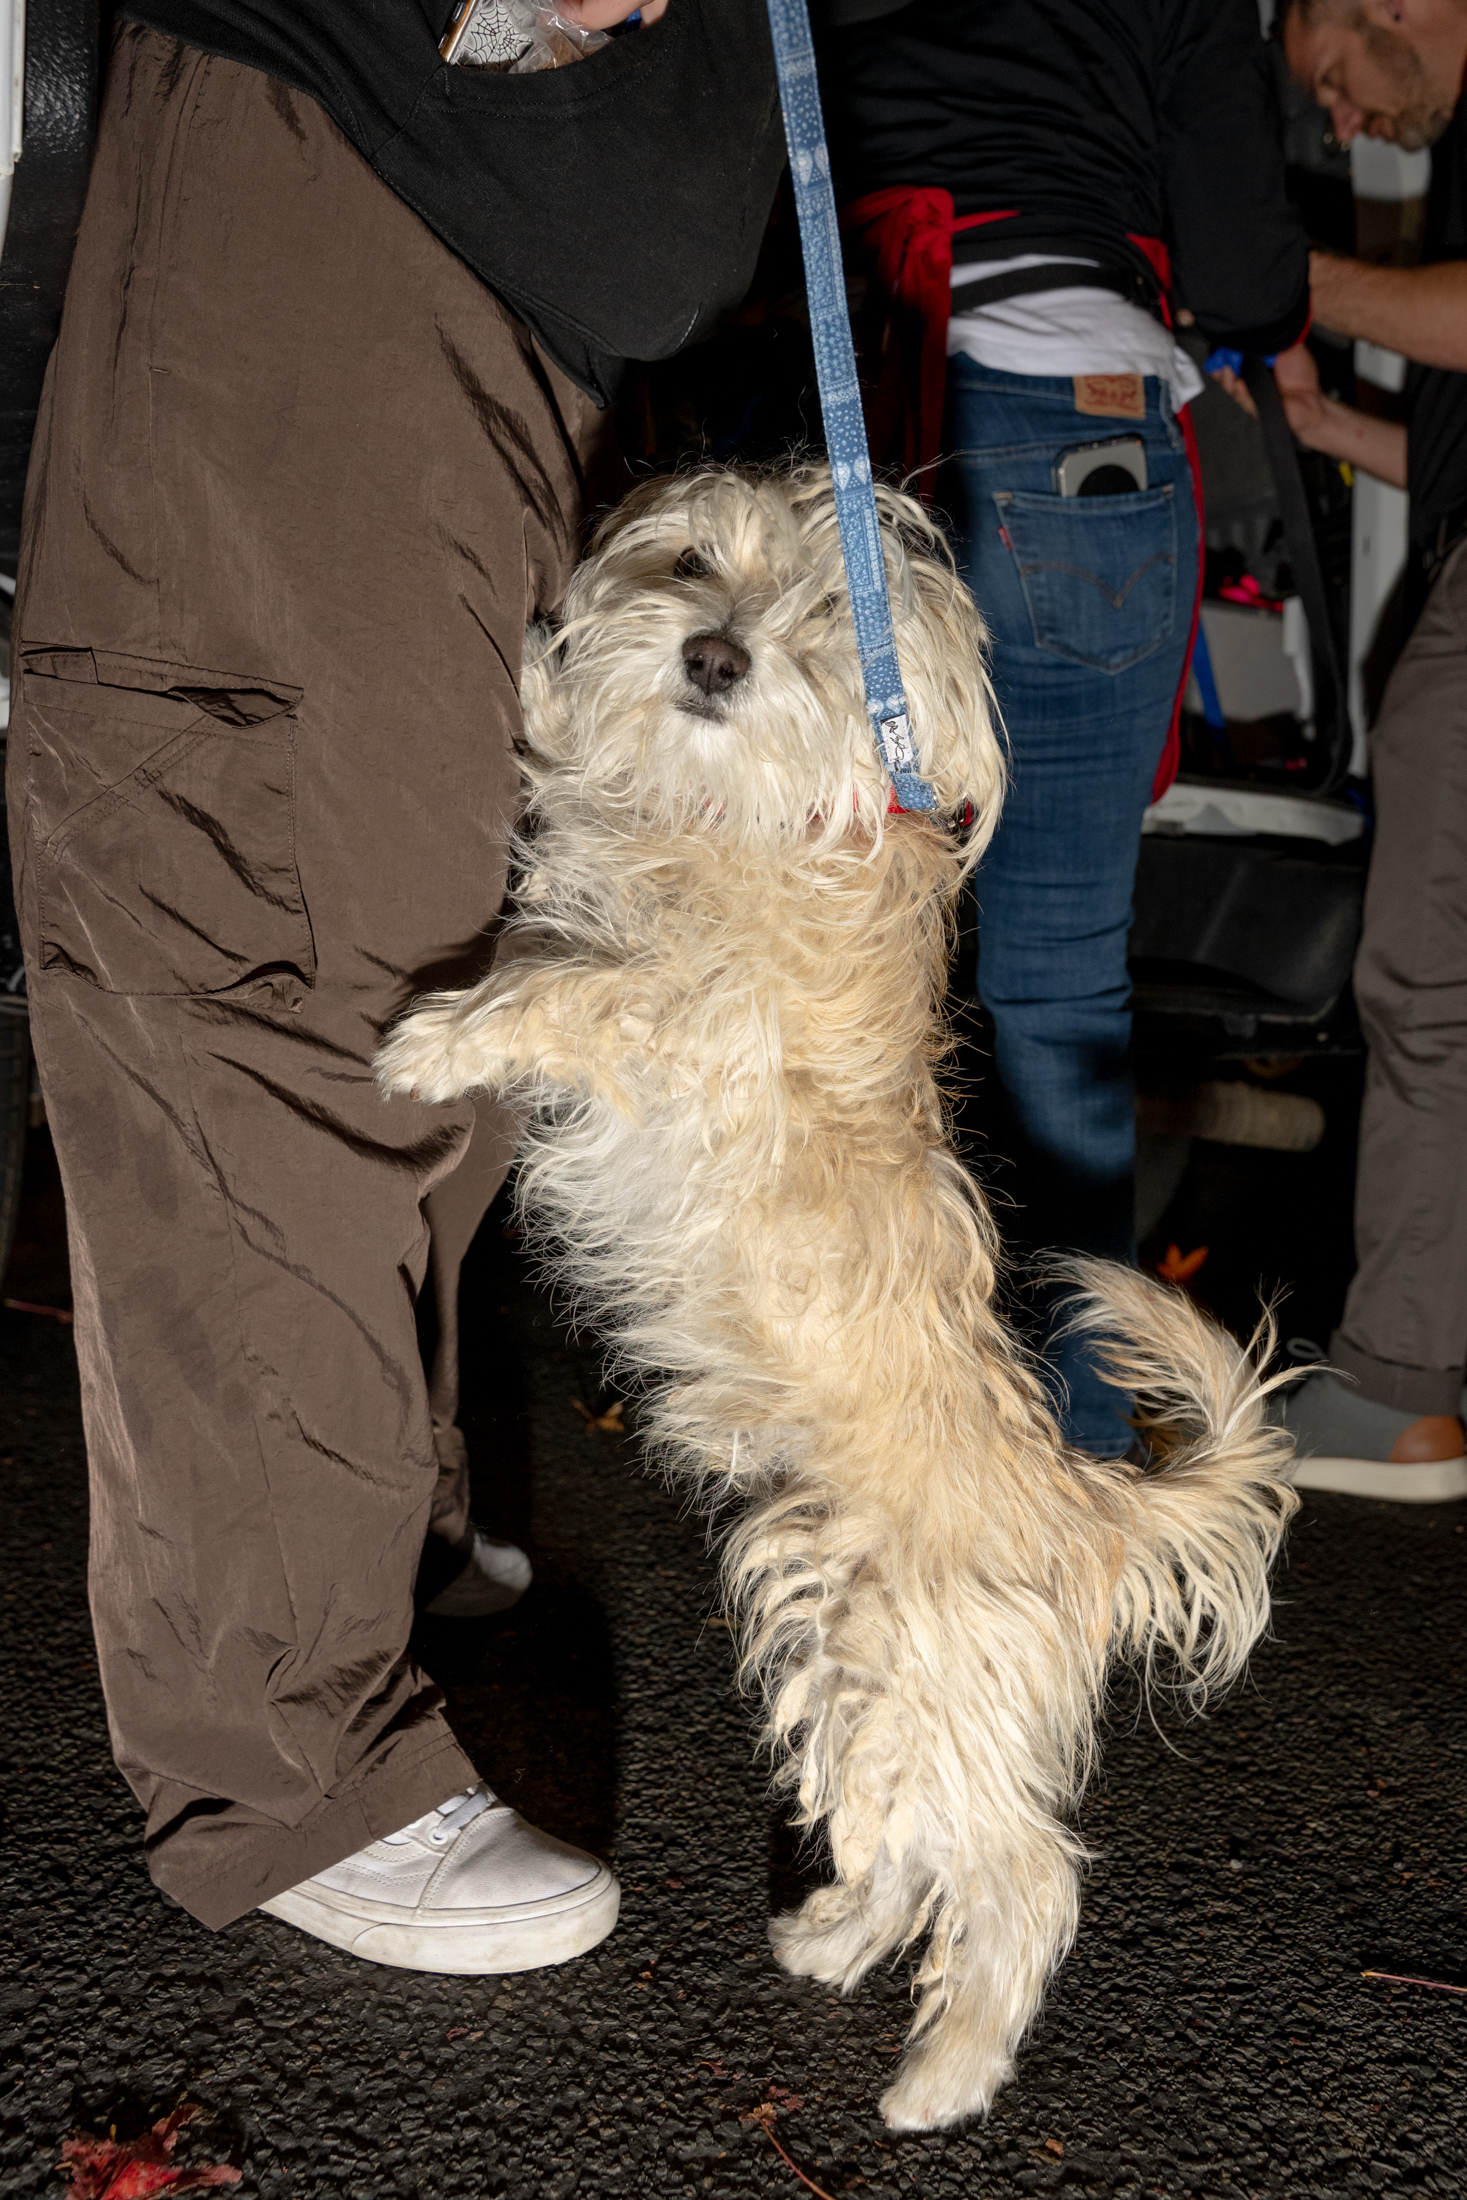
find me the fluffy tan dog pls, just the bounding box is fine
[377,464,1296,2131]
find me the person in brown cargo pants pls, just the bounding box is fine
[5,21,623,1966]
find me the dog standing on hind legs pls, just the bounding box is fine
[376,462,1298,2130]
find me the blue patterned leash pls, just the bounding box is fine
[765,0,939,813]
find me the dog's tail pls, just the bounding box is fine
[1057,1258,1298,1709]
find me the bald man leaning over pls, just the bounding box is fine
[1218,0,1467,1501]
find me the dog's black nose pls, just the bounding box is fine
[682,631,750,696]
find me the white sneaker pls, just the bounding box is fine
[258,1785,618,1972]
[422,1529,533,1618]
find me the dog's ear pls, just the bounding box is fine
[887,537,1007,858]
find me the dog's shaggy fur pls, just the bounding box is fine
[377,464,1297,2130]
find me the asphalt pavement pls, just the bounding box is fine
[2,1177,1465,2200]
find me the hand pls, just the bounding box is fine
[1209,343,1328,449]
[1271,341,1330,446]
[558,0,669,25]
[1209,361,1255,415]
[1209,339,1407,487]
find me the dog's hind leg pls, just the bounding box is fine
[772,1806,1081,2131]
[753,1535,1085,2132]
[878,1831,1082,2132]
[747,1522,945,1993]
[770,1839,934,1995]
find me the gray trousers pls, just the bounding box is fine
[1331,539,1467,1416]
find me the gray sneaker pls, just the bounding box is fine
[259,1785,619,1972]
[1282,1368,1467,1503]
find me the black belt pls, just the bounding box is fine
[948,259,1164,322]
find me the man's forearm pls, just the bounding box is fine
[1310,251,1467,371]
[1299,396,1409,490]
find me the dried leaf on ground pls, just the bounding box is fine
[571,1396,625,1434]
[740,2102,779,2132]
[740,2099,836,2200]
[1156,1243,1209,1284]
[61,2105,241,2199]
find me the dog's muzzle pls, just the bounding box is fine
[682,631,750,698]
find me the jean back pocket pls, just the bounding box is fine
[995,484,1178,673]
[21,647,313,996]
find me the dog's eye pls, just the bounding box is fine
[674,548,712,582]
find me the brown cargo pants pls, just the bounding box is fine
[1331,539,1467,1416]
[6,24,596,1928]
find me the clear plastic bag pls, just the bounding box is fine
[441,0,611,73]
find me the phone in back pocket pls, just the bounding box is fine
[1053,438,1147,498]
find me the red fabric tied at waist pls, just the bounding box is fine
[840,188,1016,488]
[839,192,1195,802]
[842,191,1180,486]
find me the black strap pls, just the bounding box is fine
[949,261,1162,320]
[1418,499,1467,585]
[1243,357,1352,796]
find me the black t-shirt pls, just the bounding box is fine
[121,0,785,405]
[1406,100,1467,551]
[819,0,1309,357]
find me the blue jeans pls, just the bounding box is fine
[943,357,1200,1455]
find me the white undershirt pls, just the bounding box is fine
[947,253,1204,413]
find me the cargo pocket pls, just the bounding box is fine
[21,646,313,996]
[995,484,1177,673]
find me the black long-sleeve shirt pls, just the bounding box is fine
[120,0,785,404]
[821,0,1310,357]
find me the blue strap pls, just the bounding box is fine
[1190,619,1226,731]
[764,0,939,813]
[1204,346,1279,374]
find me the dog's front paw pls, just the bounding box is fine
[375,998,503,1104]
